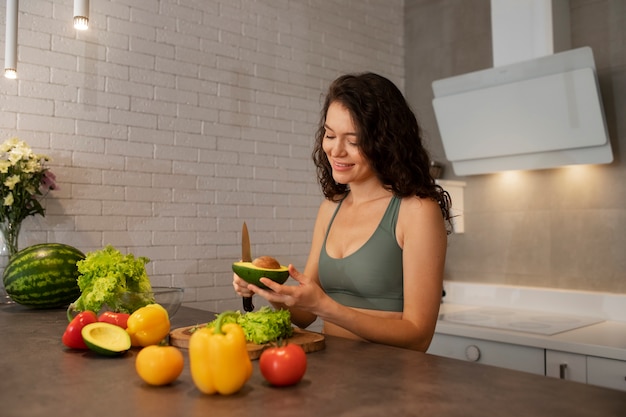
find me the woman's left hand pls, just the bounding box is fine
[249,264,325,314]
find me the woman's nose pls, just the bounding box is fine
[329,138,347,156]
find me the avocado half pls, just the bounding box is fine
[81,322,131,356]
[232,261,289,289]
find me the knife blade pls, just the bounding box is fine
[241,221,252,262]
[241,222,254,312]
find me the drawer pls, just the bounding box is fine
[587,356,626,392]
[545,350,586,383]
[428,333,545,375]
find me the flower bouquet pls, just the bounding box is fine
[0,137,56,302]
[0,137,56,255]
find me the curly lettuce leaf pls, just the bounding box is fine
[207,307,293,344]
[70,245,153,314]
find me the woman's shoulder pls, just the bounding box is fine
[397,195,445,226]
[310,198,343,243]
[396,195,447,244]
[398,194,440,211]
[318,197,341,216]
[313,197,341,225]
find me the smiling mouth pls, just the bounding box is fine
[333,161,354,169]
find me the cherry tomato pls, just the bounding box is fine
[259,342,307,387]
[98,311,130,329]
[62,311,97,349]
[135,345,184,386]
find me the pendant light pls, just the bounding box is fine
[4,0,18,79]
[73,0,89,30]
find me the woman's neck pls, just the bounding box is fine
[344,180,392,206]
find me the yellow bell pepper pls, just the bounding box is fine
[189,311,253,395]
[126,304,171,347]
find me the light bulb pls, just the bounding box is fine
[73,16,89,30]
[4,68,17,79]
[73,0,90,30]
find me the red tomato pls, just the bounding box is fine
[259,342,307,387]
[62,311,97,349]
[98,311,130,329]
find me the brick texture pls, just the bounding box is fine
[0,0,404,312]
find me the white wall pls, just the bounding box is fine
[0,0,404,312]
[405,0,626,294]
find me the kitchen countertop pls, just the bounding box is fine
[435,303,626,361]
[433,282,626,361]
[2,303,626,417]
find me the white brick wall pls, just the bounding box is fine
[0,0,404,313]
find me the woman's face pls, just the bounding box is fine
[322,102,375,186]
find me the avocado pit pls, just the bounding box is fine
[252,256,281,270]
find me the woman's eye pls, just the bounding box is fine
[324,135,336,140]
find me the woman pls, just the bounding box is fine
[233,72,452,352]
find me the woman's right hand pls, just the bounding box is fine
[233,273,254,298]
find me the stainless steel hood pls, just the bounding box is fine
[432,46,613,176]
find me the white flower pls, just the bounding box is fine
[0,137,54,225]
[4,174,20,190]
[0,137,20,153]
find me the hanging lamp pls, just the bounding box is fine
[73,0,89,30]
[4,0,18,79]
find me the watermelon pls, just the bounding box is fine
[3,243,85,308]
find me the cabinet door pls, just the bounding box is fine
[587,356,626,392]
[545,350,586,383]
[428,333,545,375]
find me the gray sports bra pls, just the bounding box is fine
[318,195,403,312]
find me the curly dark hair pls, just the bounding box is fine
[312,72,452,226]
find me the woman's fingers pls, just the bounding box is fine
[233,273,253,297]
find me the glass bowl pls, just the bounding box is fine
[66,286,184,322]
[149,286,184,318]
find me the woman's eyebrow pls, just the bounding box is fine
[324,123,357,137]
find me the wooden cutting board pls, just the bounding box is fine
[169,324,325,360]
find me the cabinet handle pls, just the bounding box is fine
[559,363,568,379]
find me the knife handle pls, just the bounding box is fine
[243,296,254,312]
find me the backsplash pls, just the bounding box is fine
[442,281,626,322]
[405,0,626,293]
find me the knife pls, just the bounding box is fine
[241,222,254,312]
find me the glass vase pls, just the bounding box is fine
[0,220,21,304]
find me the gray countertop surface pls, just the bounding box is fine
[434,303,626,361]
[2,303,626,417]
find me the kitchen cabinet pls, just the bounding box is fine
[545,350,587,383]
[587,356,626,392]
[428,333,545,375]
[433,337,626,392]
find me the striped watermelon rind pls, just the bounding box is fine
[3,243,85,309]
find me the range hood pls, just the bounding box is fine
[431,1,613,176]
